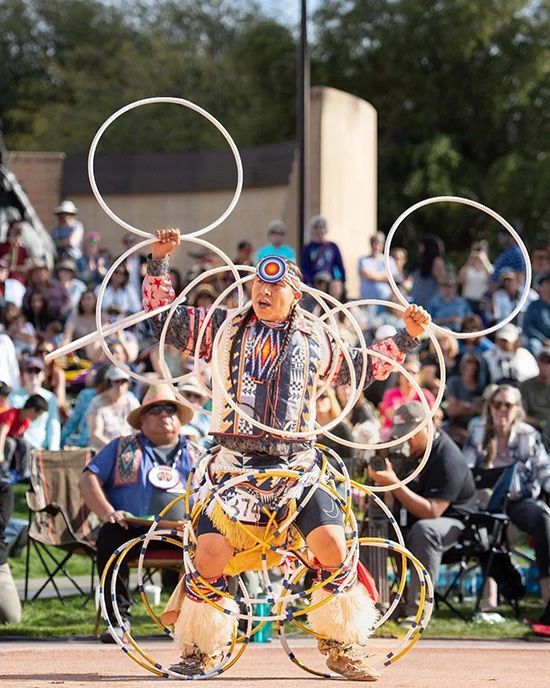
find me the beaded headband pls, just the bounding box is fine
[256,255,301,292]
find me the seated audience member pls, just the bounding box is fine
[61,365,109,448]
[410,235,447,308]
[370,289,409,338]
[0,482,22,623]
[463,385,550,615]
[0,220,29,283]
[85,306,139,364]
[458,314,495,357]
[189,284,218,309]
[520,347,550,451]
[233,240,254,277]
[23,261,71,323]
[6,311,36,356]
[0,258,25,307]
[86,364,139,452]
[300,215,345,286]
[426,273,472,333]
[524,272,550,355]
[0,395,48,481]
[94,263,141,316]
[121,232,147,296]
[457,241,493,315]
[77,232,108,287]
[8,357,60,451]
[0,383,11,415]
[444,352,488,447]
[23,291,50,337]
[79,385,193,642]
[54,259,86,311]
[61,290,98,350]
[51,200,84,261]
[491,229,526,287]
[370,401,477,624]
[420,330,460,396]
[34,340,68,419]
[391,247,413,293]
[315,386,357,471]
[178,377,211,446]
[531,245,550,288]
[255,220,296,264]
[379,354,436,439]
[491,269,537,329]
[483,323,538,386]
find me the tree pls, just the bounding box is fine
[312,0,550,253]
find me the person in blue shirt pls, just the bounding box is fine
[79,383,194,643]
[255,220,296,264]
[426,274,472,332]
[491,230,526,286]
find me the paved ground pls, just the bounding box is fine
[2,637,548,687]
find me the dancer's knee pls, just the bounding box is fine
[306,525,347,569]
[194,533,234,578]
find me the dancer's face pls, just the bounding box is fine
[251,277,301,322]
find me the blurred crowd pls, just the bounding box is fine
[0,200,549,632]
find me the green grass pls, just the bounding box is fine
[8,485,545,640]
[0,595,170,638]
[0,593,545,639]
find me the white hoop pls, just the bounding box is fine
[384,196,532,339]
[88,97,243,238]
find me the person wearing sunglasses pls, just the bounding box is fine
[255,219,296,265]
[79,383,194,643]
[142,228,431,680]
[463,384,550,625]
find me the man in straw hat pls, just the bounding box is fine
[142,229,432,680]
[79,383,194,643]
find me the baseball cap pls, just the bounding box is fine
[105,364,131,382]
[389,401,427,439]
[495,323,519,343]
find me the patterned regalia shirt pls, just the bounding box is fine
[142,257,417,455]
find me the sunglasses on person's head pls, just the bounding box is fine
[491,400,514,411]
[25,367,42,375]
[145,403,178,416]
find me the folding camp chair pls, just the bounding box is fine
[24,448,98,605]
[436,463,525,621]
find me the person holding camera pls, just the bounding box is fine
[369,400,477,625]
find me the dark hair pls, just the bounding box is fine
[112,264,129,287]
[24,394,49,413]
[78,289,97,315]
[418,235,445,277]
[0,381,11,397]
[170,268,183,295]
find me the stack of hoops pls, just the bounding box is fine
[47,97,532,679]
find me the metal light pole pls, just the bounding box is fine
[297,0,310,257]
